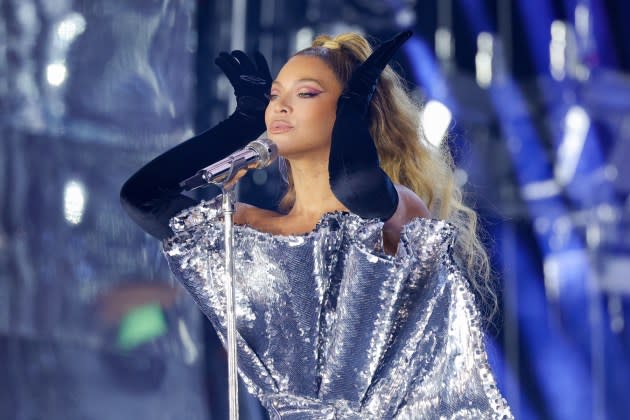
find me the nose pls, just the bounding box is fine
[271,94,290,114]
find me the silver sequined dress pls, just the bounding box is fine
[162,196,513,419]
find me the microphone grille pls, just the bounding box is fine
[248,138,278,168]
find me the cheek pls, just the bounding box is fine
[310,103,337,133]
[302,112,335,149]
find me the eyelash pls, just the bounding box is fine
[269,91,319,100]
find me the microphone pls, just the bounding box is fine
[179,138,278,191]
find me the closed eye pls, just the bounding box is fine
[268,90,321,100]
[298,92,319,98]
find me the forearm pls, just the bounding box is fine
[328,109,399,221]
[327,32,411,222]
[329,163,399,221]
[120,114,265,239]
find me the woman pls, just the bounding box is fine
[121,31,512,419]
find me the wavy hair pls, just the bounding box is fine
[278,33,498,322]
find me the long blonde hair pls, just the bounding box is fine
[279,33,498,322]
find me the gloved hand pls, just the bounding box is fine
[214,50,272,123]
[120,50,272,240]
[328,31,412,220]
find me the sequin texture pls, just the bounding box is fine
[163,196,513,419]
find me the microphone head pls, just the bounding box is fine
[248,138,278,168]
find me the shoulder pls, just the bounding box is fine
[392,184,431,221]
[381,185,431,254]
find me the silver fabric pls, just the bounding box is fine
[163,195,513,419]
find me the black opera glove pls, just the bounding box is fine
[214,50,272,121]
[120,51,272,240]
[329,30,412,221]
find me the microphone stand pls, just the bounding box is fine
[186,138,276,420]
[218,167,242,420]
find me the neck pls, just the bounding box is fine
[286,155,347,220]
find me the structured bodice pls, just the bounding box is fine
[162,196,512,419]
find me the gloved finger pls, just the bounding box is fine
[231,50,257,74]
[362,30,411,74]
[215,51,238,68]
[347,30,412,93]
[253,51,272,83]
[214,52,241,80]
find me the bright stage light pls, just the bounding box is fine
[475,32,494,88]
[550,20,567,80]
[63,180,87,225]
[56,12,86,42]
[46,62,67,86]
[555,105,590,186]
[421,100,452,147]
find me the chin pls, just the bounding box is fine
[266,134,292,154]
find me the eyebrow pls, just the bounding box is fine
[271,78,325,87]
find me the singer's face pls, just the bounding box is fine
[265,55,342,159]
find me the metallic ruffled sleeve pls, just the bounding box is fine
[361,219,513,419]
[162,196,279,399]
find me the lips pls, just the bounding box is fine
[269,120,293,134]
